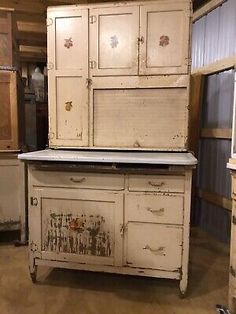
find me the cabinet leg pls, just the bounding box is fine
[29,256,38,283]
[179,276,188,298]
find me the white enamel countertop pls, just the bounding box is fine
[18,149,197,165]
[227,163,236,170]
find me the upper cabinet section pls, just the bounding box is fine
[90,6,139,76]
[139,2,191,75]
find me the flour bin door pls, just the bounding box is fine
[90,6,139,76]
[47,8,89,148]
[139,1,191,75]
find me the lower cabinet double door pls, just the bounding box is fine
[29,167,191,295]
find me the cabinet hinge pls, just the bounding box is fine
[89,60,97,69]
[230,266,236,278]
[47,62,54,70]
[86,78,92,88]
[48,132,55,140]
[30,197,38,206]
[89,15,97,24]
[138,36,145,44]
[47,18,53,26]
[232,216,236,225]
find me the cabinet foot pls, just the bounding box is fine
[179,278,187,298]
[30,266,38,283]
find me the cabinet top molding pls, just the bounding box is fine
[47,0,191,13]
[18,149,197,165]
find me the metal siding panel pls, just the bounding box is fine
[199,139,231,198]
[204,8,220,66]
[199,199,231,243]
[192,17,206,69]
[202,74,219,128]
[218,0,236,60]
[218,69,235,128]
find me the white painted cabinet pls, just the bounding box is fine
[47,0,191,150]
[27,161,193,296]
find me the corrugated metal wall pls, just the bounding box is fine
[192,0,236,69]
[196,70,234,243]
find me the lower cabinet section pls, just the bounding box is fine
[28,164,192,295]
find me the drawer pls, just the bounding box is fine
[126,223,182,270]
[128,174,185,193]
[125,193,184,225]
[31,170,125,191]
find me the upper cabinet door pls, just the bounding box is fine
[90,6,139,76]
[139,1,191,75]
[47,8,89,148]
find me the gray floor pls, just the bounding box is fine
[0,228,229,314]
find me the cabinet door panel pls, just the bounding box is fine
[90,6,139,76]
[55,76,87,141]
[0,71,18,150]
[55,16,85,71]
[47,8,89,148]
[30,189,123,266]
[140,2,191,75]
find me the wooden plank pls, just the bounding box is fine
[193,0,226,22]
[201,128,232,139]
[0,1,47,14]
[198,189,232,211]
[17,31,46,45]
[17,21,46,34]
[189,74,205,154]
[192,55,236,75]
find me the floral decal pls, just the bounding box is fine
[110,35,119,48]
[159,35,170,47]
[64,37,73,49]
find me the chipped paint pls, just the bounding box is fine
[43,212,113,257]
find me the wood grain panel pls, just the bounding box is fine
[0,77,11,141]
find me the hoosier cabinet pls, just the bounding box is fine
[47,0,192,150]
[19,150,197,296]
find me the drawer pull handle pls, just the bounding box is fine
[143,245,166,255]
[148,181,165,187]
[147,207,165,215]
[70,177,86,183]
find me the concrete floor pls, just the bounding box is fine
[0,228,230,314]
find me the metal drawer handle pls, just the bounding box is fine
[70,177,86,183]
[143,245,166,255]
[147,207,165,215]
[148,181,165,187]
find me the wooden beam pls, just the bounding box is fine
[0,1,47,14]
[201,128,232,139]
[17,32,46,46]
[17,21,46,34]
[198,189,232,211]
[192,55,236,75]
[193,0,226,22]
[189,74,205,155]
[15,13,46,24]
